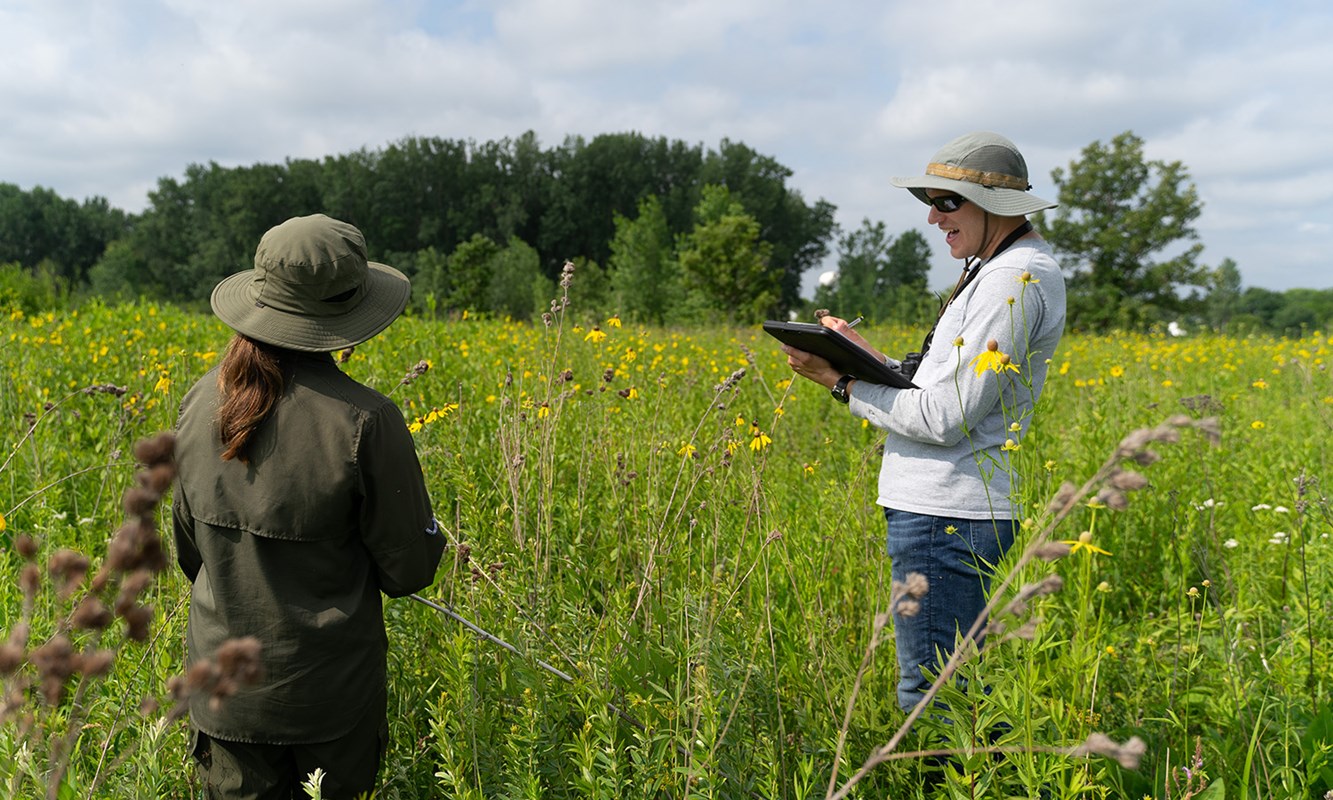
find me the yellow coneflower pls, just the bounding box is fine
[1062,529,1112,556]
[970,339,1020,377]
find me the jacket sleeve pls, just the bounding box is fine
[357,400,446,597]
[172,486,202,583]
[849,257,1050,445]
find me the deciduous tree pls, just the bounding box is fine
[1038,131,1207,330]
[675,185,776,324]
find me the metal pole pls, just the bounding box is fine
[408,593,575,682]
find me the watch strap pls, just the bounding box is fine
[830,374,854,403]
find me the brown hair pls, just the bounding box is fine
[216,335,293,462]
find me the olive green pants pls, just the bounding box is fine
[190,705,388,800]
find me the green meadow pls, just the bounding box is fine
[2,290,1330,799]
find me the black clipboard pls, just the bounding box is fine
[763,320,917,389]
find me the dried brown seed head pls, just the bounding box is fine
[48,549,90,599]
[20,564,41,597]
[71,596,113,631]
[15,534,39,561]
[77,649,115,678]
[1033,542,1071,561]
[132,432,176,467]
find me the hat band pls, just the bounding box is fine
[926,162,1030,191]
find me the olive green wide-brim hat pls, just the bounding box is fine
[891,131,1056,217]
[211,214,410,352]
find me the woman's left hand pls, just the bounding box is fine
[782,345,841,389]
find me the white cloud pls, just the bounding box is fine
[0,0,1330,292]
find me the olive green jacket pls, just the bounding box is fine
[172,353,444,744]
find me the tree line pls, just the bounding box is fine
[1,133,848,326]
[2,130,1329,334]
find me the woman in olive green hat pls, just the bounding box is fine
[173,214,446,798]
[783,132,1067,714]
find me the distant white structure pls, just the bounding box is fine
[818,270,837,287]
[1167,320,1186,337]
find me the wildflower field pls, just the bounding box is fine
[1,287,1330,799]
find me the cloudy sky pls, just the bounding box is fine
[2,0,1330,294]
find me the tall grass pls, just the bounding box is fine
[1,290,1329,798]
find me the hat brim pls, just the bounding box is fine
[211,262,410,352]
[891,174,1056,217]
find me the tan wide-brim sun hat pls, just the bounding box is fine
[210,214,410,352]
[891,131,1056,217]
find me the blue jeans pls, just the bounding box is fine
[884,508,1016,712]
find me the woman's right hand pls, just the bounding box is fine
[819,315,887,362]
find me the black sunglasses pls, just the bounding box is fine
[925,194,967,213]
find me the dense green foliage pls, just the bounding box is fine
[2,285,1330,798]
[812,222,934,325]
[5,129,1332,333]
[2,133,837,324]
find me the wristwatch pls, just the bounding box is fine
[830,374,854,404]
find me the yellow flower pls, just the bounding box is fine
[734,414,746,427]
[537,403,551,419]
[1001,438,1021,451]
[1017,271,1040,285]
[749,429,772,451]
[1251,420,1265,429]
[1251,379,1268,389]
[678,442,697,458]
[802,462,816,475]
[154,374,171,394]
[606,315,622,328]
[0,512,5,533]
[1109,365,1124,378]
[584,327,606,343]
[1062,529,1112,556]
[970,339,1019,376]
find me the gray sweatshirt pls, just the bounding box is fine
[847,236,1066,520]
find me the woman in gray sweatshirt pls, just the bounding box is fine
[783,131,1066,712]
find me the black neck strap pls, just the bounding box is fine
[914,220,1034,361]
